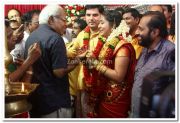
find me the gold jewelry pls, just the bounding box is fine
[102,67,108,75]
[96,63,103,71]
[26,71,33,75]
[93,59,99,67]
[99,65,108,75]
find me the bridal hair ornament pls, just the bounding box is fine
[106,20,132,42]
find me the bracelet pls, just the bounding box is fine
[102,67,108,75]
[99,65,108,75]
[96,63,103,71]
[26,71,33,75]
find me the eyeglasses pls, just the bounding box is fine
[31,21,39,25]
[53,15,66,22]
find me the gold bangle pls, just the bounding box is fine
[99,65,107,74]
[26,71,33,75]
[102,67,108,75]
[96,63,103,71]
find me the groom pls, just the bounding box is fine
[67,5,104,117]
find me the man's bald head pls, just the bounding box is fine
[149,5,163,13]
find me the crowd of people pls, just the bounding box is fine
[5,4,175,118]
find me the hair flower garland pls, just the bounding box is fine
[106,20,132,42]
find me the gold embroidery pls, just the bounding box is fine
[104,81,128,103]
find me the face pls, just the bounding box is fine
[28,14,39,33]
[123,12,138,31]
[98,15,112,38]
[162,6,171,20]
[9,20,20,30]
[72,22,81,38]
[8,9,21,28]
[71,16,77,25]
[85,8,101,30]
[51,9,67,35]
[136,16,153,48]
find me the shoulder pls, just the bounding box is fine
[115,41,133,57]
[76,30,85,39]
[71,30,85,46]
[162,39,175,51]
[116,46,130,57]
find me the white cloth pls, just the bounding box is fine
[40,108,72,118]
[10,31,29,61]
[62,28,72,44]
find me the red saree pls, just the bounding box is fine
[98,43,136,118]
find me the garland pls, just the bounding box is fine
[82,27,126,87]
[82,26,106,87]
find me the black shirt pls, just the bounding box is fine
[25,24,71,116]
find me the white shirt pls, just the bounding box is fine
[62,28,72,44]
[10,31,29,61]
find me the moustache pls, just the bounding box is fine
[134,34,140,38]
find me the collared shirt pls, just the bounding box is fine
[10,31,29,61]
[25,24,71,116]
[131,39,175,118]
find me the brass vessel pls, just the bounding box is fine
[5,82,38,118]
[5,100,31,118]
[4,27,38,118]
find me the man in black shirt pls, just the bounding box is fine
[24,5,76,118]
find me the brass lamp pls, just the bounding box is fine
[4,26,38,118]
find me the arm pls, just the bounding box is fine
[53,37,80,78]
[54,32,85,78]
[9,43,41,82]
[95,46,130,83]
[53,64,76,78]
[66,31,83,58]
[53,54,85,78]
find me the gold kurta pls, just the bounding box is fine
[67,30,99,91]
[130,37,143,59]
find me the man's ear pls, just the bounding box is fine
[152,28,160,37]
[48,16,54,25]
[135,17,140,24]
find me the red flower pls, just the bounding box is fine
[68,6,73,10]
[126,32,129,37]
[70,13,74,17]
[76,6,82,11]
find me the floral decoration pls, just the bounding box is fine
[64,5,85,24]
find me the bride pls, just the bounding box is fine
[80,10,136,118]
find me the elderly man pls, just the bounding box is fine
[131,11,175,118]
[24,5,76,118]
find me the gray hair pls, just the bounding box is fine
[39,4,63,24]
